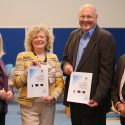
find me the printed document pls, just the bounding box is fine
[67,72,93,104]
[27,65,48,97]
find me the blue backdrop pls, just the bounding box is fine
[53,28,125,62]
[0,28,25,65]
[0,28,125,65]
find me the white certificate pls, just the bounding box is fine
[67,72,93,104]
[27,65,48,97]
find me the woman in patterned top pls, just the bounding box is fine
[13,24,64,125]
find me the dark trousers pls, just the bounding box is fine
[120,116,125,125]
[70,103,106,125]
[0,113,5,125]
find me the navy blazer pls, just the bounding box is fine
[61,25,116,115]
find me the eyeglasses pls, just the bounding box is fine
[80,15,95,19]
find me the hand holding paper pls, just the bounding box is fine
[67,72,93,104]
[27,65,48,97]
[87,100,98,107]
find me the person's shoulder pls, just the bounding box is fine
[119,54,125,61]
[47,53,57,58]
[98,27,112,36]
[68,28,82,39]
[117,54,125,66]
[71,28,81,34]
[17,51,34,59]
[47,53,60,62]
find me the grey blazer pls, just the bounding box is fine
[61,25,116,115]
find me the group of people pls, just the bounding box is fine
[0,3,125,125]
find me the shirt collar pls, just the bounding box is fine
[81,24,97,38]
[89,25,97,37]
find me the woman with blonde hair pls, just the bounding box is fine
[0,34,14,125]
[13,24,64,125]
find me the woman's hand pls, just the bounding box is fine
[31,61,41,67]
[0,88,7,100]
[6,90,14,101]
[40,96,55,103]
[24,61,41,77]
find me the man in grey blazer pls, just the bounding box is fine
[61,3,116,125]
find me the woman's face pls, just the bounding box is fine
[32,31,47,51]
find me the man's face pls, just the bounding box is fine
[79,6,97,33]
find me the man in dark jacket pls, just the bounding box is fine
[61,3,116,125]
[111,54,125,125]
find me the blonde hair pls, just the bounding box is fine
[24,24,54,52]
[0,34,5,57]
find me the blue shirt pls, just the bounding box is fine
[75,25,96,70]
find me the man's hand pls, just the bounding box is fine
[87,100,99,107]
[63,64,73,75]
[116,103,125,117]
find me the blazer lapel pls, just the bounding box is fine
[76,27,99,71]
[72,30,82,70]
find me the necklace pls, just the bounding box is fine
[36,54,47,62]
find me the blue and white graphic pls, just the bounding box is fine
[67,72,93,104]
[27,65,48,97]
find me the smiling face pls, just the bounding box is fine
[32,31,47,52]
[79,4,98,33]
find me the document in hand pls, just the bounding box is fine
[27,65,48,97]
[67,72,93,104]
